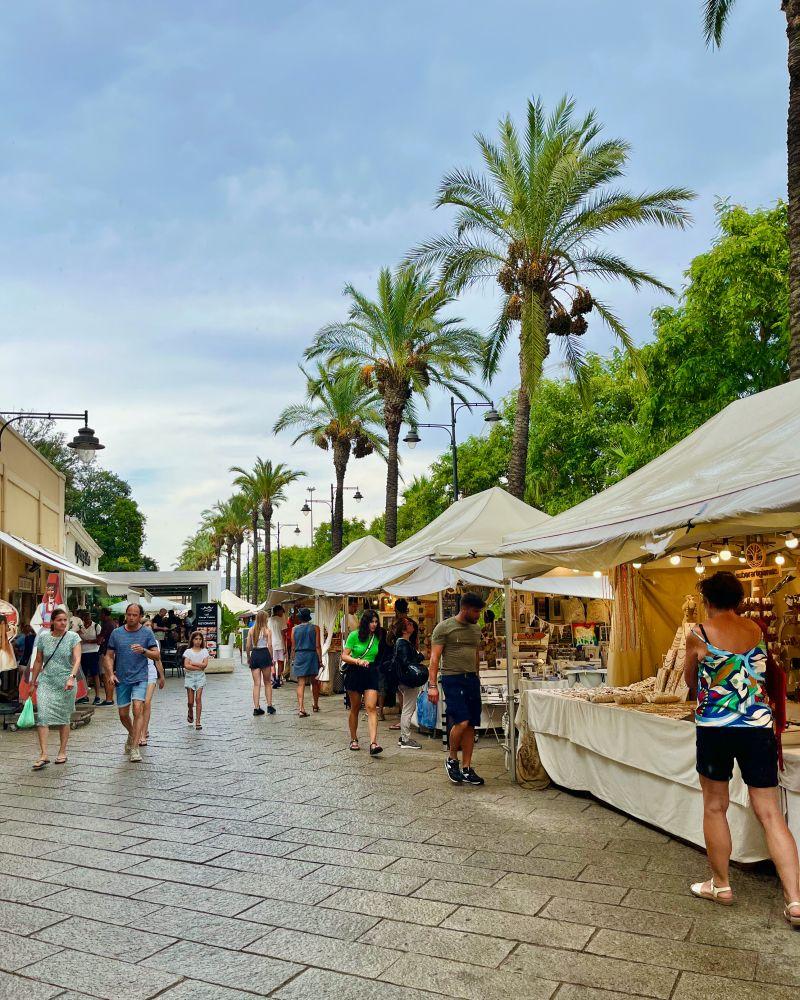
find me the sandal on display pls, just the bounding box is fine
[690,880,734,905]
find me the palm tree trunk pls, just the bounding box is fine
[332,441,350,556]
[787,0,800,380]
[262,502,273,593]
[507,385,530,499]
[384,407,403,547]
[224,541,233,590]
[235,540,242,597]
[214,545,221,572]
[251,511,259,604]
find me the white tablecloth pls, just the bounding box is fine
[525,691,800,863]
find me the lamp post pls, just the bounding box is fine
[0,410,105,464]
[270,522,301,588]
[301,483,363,554]
[403,397,500,501]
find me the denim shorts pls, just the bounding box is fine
[696,726,778,787]
[441,672,482,727]
[116,680,148,707]
[184,671,207,692]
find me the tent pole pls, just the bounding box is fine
[504,581,517,784]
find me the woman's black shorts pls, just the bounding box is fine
[696,726,778,788]
[250,648,273,671]
[345,663,380,694]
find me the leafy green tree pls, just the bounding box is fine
[305,264,485,547]
[703,1,800,380]
[69,467,149,570]
[637,201,789,459]
[410,95,693,498]
[229,459,305,601]
[273,365,386,555]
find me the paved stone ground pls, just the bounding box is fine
[0,667,798,1000]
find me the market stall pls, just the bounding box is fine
[494,380,800,842]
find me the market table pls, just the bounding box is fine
[524,690,800,863]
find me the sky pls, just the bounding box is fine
[0,0,787,568]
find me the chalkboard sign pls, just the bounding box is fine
[195,602,218,658]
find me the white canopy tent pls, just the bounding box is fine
[318,488,553,596]
[108,596,190,615]
[496,380,800,575]
[221,589,259,615]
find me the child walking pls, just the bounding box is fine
[183,631,209,730]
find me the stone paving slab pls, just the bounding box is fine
[0,668,795,999]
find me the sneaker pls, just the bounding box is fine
[445,757,463,784]
[461,767,485,786]
[267,705,276,715]
[100,700,115,706]
[124,737,133,754]
[129,748,142,763]
[398,737,422,749]
[253,708,265,716]
[93,697,102,706]
[76,697,90,705]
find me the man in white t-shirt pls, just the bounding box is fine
[345,597,360,635]
[268,606,286,687]
[78,610,103,705]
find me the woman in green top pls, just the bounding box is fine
[341,610,382,755]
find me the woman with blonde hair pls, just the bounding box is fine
[246,610,275,716]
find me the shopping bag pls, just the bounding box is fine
[416,688,438,733]
[17,697,35,729]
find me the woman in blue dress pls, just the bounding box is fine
[30,608,81,770]
[292,607,321,717]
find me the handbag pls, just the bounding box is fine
[17,697,35,729]
[395,641,429,688]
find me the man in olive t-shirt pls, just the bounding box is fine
[428,592,485,786]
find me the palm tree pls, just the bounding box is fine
[210,496,248,592]
[409,96,694,498]
[305,265,485,545]
[175,531,215,570]
[703,1,800,380]
[229,459,305,596]
[274,364,387,555]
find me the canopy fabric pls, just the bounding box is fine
[220,589,259,615]
[259,535,393,605]
[497,381,800,573]
[315,488,552,596]
[108,597,190,614]
[352,488,551,571]
[0,530,109,586]
[383,558,609,599]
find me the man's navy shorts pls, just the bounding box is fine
[441,672,482,727]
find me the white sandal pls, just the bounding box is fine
[783,901,800,927]
[690,879,734,905]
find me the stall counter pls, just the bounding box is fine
[524,690,800,863]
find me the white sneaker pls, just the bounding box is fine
[124,738,132,754]
[129,748,142,763]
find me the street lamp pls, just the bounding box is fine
[302,484,364,551]
[402,396,500,501]
[0,410,105,465]
[270,522,301,588]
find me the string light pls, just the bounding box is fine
[719,539,731,561]
[738,553,747,564]
[787,533,799,550]
[695,557,705,575]
[632,562,642,569]
[775,553,786,566]
[710,554,720,565]
[669,554,681,566]
[592,570,602,578]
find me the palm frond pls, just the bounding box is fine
[704,0,736,46]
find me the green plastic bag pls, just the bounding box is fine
[17,697,35,729]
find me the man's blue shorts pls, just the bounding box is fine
[441,672,482,727]
[116,680,148,707]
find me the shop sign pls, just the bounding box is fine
[735,567,779,583]
[195,602,218,657]
[74,542,91,567]
[17,576,33,592]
